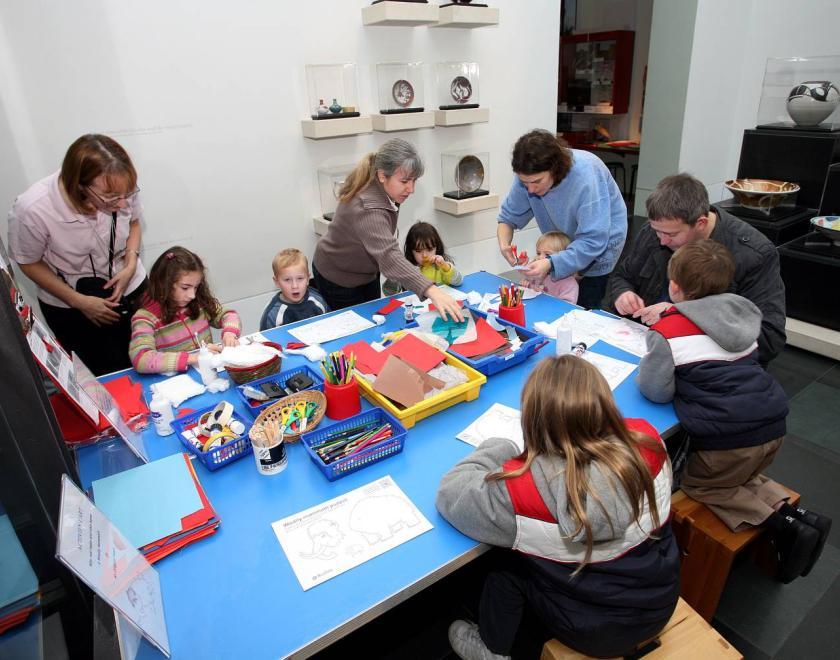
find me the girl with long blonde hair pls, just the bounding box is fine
[437,355,679,659]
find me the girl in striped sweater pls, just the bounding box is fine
[129,247,241,373]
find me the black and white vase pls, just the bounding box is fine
[786,80,840,126]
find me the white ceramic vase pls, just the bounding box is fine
[786,80,840,126]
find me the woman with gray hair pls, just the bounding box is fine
[313,138,463,320]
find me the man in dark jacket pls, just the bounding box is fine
[607,173,786,364]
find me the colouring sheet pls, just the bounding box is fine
[271,476,432,591]
[580,351,637,390]
[288,310,374,346]
[557,309,648,357]
[456,403,524,453]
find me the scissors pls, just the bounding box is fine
[509,244,528,266]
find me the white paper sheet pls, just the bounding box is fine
[56,476,170,657]
[580,351,637,390]
[436,284,469,301]
[271,476,432,591]
[456,403,524,453]
[288,310,375,345]
[562,309,649,357]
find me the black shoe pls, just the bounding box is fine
[780,503,832,576]
[768,512,820,584]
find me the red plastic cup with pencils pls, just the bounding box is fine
[497,283,526,327]
[321,351,361,420]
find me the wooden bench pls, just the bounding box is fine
[670,487,800,621]
[540,597,742,660]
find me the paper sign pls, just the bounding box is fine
[272,476,433,590]
[56,475,170,657]
[373,356,444,407]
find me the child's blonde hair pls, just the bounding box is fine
[272,249,309,278]
[487,355,665,569]
[536,230,571,253]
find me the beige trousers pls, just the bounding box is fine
[681,437,789,532]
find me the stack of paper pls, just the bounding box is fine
[92,453,219,564]
[0,515,39,634]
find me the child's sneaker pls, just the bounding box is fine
[767,512,820,583]
[448,620,510,660]
[779,503,832,576]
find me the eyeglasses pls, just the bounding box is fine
[87,186,141,205]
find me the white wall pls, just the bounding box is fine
[637,0,840,212]
[0,0,560,334]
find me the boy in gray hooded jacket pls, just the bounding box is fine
[638,239,830,584]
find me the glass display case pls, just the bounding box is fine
[756,56,840,131]
[436,62,480,110]
[441,150,490,199]
[559,30,634,114]
[317,164,354,221]
[305,63,361,120]
[377,62,425,114]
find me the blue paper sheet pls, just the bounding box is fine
[0,515,38,609]
[92,453,203,549]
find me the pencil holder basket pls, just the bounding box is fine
[498,304,526,327]
[225,341,283,385]
[249,389,326,443]
[324,379,361,420]
[300,407,407,481]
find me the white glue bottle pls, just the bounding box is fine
[556,325,572,355]
[149,390,175,436]
[197,342,218,386]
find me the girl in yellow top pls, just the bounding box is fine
[404,221,463,286]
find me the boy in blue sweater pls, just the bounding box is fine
[637,239,830,583]
[260,249,329,331]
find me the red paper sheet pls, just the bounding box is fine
[342,340,390,376]
[449,317,509,359]
[376,298,404,315]
[388,333,446,373]
[103,375,149,422]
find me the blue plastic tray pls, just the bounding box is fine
[300,407,407,481]
[235,365,324,418]
[171,405,252,471]
[450,308,547,376]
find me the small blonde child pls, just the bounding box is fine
[523,231,579,303]
[129,246,241,374]
[404,221,463,287]
[260,249,329,331]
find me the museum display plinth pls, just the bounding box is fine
[362,1,439,26]
[433,193,498,216]
[433,5,499,28]
[434,108,489,126]
[372,111,435,132]
[301,116,373,139]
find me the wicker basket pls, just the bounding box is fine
[225,341,283,385]
[249,389,326,443]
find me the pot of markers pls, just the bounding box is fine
[321,351,361,420]
[498,284,526,326]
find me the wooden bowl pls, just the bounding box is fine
[724,179,800,210]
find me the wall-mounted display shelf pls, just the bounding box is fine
[372,112,435,132]
[433,193,499,216]
[434,107,489,126]
[433,4,499,28]
[301,116,372,139]
[362,1,439,27]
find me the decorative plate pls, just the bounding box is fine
[392,79,415,108]
[450,76,472,104]
[810,216,840,241]
[455,155,484,193]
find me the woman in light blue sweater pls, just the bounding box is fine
[497,130,627,309]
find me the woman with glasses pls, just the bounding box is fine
[8,134,148,374]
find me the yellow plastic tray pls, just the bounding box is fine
[356,353,487,428]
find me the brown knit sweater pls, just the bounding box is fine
[313,179,432,297]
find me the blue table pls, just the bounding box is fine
[76,271,677,659]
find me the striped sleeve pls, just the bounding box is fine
[360,209,433,297]
[129,308,189,374]
[210,307,241,338]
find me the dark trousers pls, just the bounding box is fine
[312,264,381,311]
[576,274,609,310]
[479,556,671,658]
[39,280,146,376]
